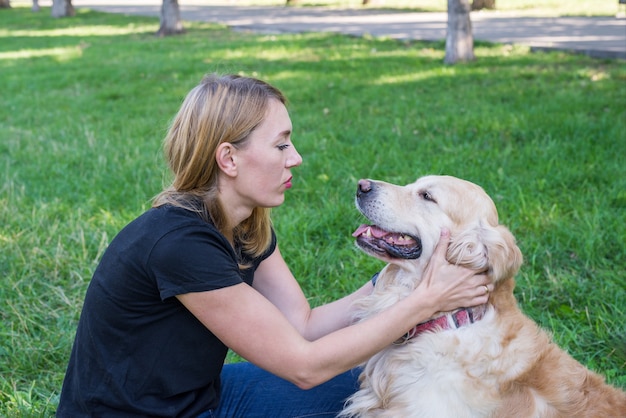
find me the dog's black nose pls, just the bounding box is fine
[357,179,372,197]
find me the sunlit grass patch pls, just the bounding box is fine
[0,24,156,38]
[0,46,84,60]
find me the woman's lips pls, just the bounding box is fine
[284,176,293,189]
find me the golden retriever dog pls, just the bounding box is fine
[341,175,626,418]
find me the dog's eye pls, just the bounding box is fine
[421,191,435,202]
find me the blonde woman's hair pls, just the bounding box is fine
[154,74,287,261]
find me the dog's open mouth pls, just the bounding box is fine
[352,224,422,259]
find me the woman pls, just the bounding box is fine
[57,74,491,417]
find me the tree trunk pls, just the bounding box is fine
[471,0,495,11]
[156,0,185,37]
[51,0,74,17]
[33,0,40,12]
[0,0,11,9]
[444,0,474,64]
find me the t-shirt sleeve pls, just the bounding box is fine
[148,224,243,300]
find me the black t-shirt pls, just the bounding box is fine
[57,205,276,417]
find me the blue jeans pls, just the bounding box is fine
[198,362,361,418]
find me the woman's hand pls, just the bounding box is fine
[417,228,492,314]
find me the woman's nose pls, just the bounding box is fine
[287,146,303,168]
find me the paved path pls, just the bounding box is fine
[73,0,626,59]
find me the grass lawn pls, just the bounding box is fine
[1,3,625,416]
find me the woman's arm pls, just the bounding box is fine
[177,229,490,389]
[177,278,434,390]
[250,245,374,341]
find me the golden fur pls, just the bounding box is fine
[341,175,626,418]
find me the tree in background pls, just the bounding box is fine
[472,0,496,10]
[51,0,74,17]
[0,0,10,8]
[157,0,185,36]
[445,0,474,64]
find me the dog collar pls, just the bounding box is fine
[394,304,488,345]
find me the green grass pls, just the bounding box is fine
[1,4,625,416]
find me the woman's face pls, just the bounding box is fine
[230,99,302,209]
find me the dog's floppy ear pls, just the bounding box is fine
[448,222,523,282]
[486,224,523,282]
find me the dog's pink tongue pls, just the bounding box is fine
[352,224,389,238]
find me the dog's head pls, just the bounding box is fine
[353,175,522,284]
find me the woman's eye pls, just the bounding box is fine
[277,144,290,151]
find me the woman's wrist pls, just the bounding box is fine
[408,285,440,320]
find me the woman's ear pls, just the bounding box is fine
[216,143,237,177]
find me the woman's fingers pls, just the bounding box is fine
[469,275,493,304]
[418,228,496,311]
[420,228,454,288]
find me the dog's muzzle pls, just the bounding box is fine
[354,180,422,259]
